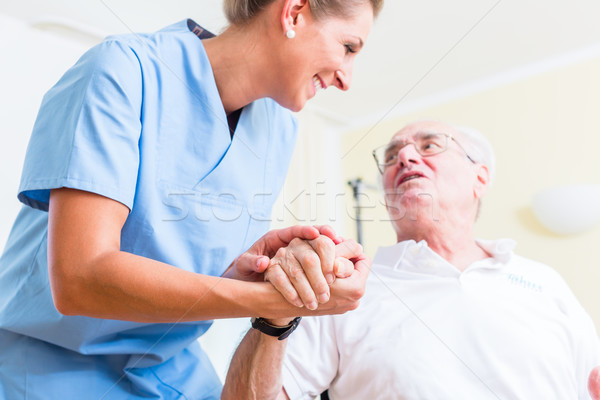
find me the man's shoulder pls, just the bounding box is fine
[507,253,574,294]
[509,253,559,274]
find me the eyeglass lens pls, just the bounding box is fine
[382,133,447,164]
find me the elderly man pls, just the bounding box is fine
[222,120,600,399]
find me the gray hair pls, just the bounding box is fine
[451,124,496,186]
[223,0,383,25]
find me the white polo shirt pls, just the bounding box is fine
[282,239,600,399]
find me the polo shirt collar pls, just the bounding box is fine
[372,238,517,277]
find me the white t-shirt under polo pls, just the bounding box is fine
[282,239,600,400]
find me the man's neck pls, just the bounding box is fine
[396,216,489,272]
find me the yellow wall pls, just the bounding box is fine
[341,56,600,329]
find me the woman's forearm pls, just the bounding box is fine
[47,187,301,322]
[50,248,299,322]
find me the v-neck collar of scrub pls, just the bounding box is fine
[184,19,258,160]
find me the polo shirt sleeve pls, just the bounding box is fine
[559,282,600,399]
[281,316,339,400]
[545,268,600,399]
[575,313,600,400]
[18,38,143,211]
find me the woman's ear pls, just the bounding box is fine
[473,164,490,199]
[280,0,309,35]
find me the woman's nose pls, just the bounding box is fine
[334,64,353,91]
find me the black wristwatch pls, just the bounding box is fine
[250,317,302,341]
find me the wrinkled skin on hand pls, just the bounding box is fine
[222,225,343,282]
[222,225,327,282]
[264,236,363,309]
[223,224,368,316]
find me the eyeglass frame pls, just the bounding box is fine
[372,132,476,174]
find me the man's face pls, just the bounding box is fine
[381,121,482,225]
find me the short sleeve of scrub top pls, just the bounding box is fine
[18,39,143,211]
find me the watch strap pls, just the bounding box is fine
[251,317,302,341]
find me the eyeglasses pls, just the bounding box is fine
[372,132,475,174]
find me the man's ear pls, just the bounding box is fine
[280,0,309,34]
[473,164,490,199]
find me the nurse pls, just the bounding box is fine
[0,0,382,399]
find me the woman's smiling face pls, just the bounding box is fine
[274,2,374,111]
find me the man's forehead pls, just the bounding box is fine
[391,122,455,141]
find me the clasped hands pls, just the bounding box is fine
[224,225,369,317]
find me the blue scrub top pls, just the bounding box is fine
[0,19,297,399]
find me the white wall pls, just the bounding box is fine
[0,14,90,250]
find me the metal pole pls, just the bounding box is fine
[347,178,363,245]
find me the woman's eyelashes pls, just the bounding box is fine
[344,43,357,54]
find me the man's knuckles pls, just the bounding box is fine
[309,235,335,253]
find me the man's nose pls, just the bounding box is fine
[396,143,420,167]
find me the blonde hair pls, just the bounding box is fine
[223,0,383,25]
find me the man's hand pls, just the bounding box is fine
[589,366,600,400]
[264,233,364,310]
[309,248,370,315]
[221,225,340,283]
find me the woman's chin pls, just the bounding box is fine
[278,97,306,113]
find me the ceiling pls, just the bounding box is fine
[2,0,600,129]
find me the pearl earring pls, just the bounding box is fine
[286,29,296,39]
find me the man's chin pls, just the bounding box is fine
[386,196,437,223]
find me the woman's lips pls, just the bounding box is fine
[312,75,326,92]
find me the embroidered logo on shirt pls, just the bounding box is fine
[505,273,543,292]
